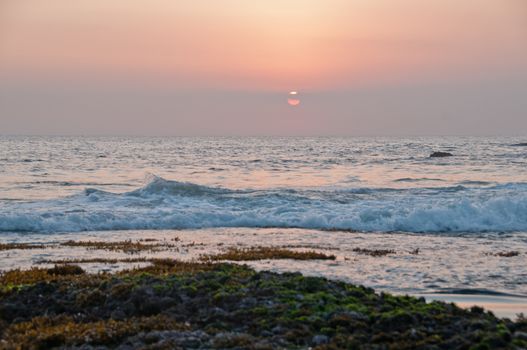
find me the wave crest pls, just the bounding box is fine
[1,176,527,234]
[126,175,231,197]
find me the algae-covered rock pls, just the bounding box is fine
[0,262,525,349]
[46,264,85,276]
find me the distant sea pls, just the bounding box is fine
[1,136,526,315]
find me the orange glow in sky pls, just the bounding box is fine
[0,1,526,135]
[1,0,526,91]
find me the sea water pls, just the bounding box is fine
[1,136,526,316]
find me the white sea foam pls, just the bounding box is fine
[0,176,526,234]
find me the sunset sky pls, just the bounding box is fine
[1,0,526,135]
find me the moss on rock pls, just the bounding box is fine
[0,261,525,349]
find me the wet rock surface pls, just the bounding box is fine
[1,261,526,349]
[429,151,454,158]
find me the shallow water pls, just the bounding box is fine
[1,136,526,317]
[1,228,526,312]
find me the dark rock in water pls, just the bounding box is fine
[511,143,527,147]
[430,151,453,158]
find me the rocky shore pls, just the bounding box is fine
[1,260,526,349]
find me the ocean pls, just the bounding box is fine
[1,136,526,316]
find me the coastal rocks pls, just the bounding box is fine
[271,325,286,334]
[352,247,395,257]
[0,302,21,321]
[343,310,369,322]
[76,289,106,307]
[122,330,211,349]
[429,151,453,158]
[212,332,255,348]
[328,311,368,328]
[110,309,127,321]
[1,262,526,349]
[47,264,85,276]
[312,334,329,345]
[511,143,527,147]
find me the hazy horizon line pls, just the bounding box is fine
[1,133,526,138]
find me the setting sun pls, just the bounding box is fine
[287,91,300,106]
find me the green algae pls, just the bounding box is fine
[352,247,396,257]
[36,257,150,265]
[0,243,46,251]
[488,251,522,258]
[2,315,188,349]
[201,246,336,261]
[0,261,525,349]
[60,239,179,254]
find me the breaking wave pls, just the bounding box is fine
[0,176,526,234]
